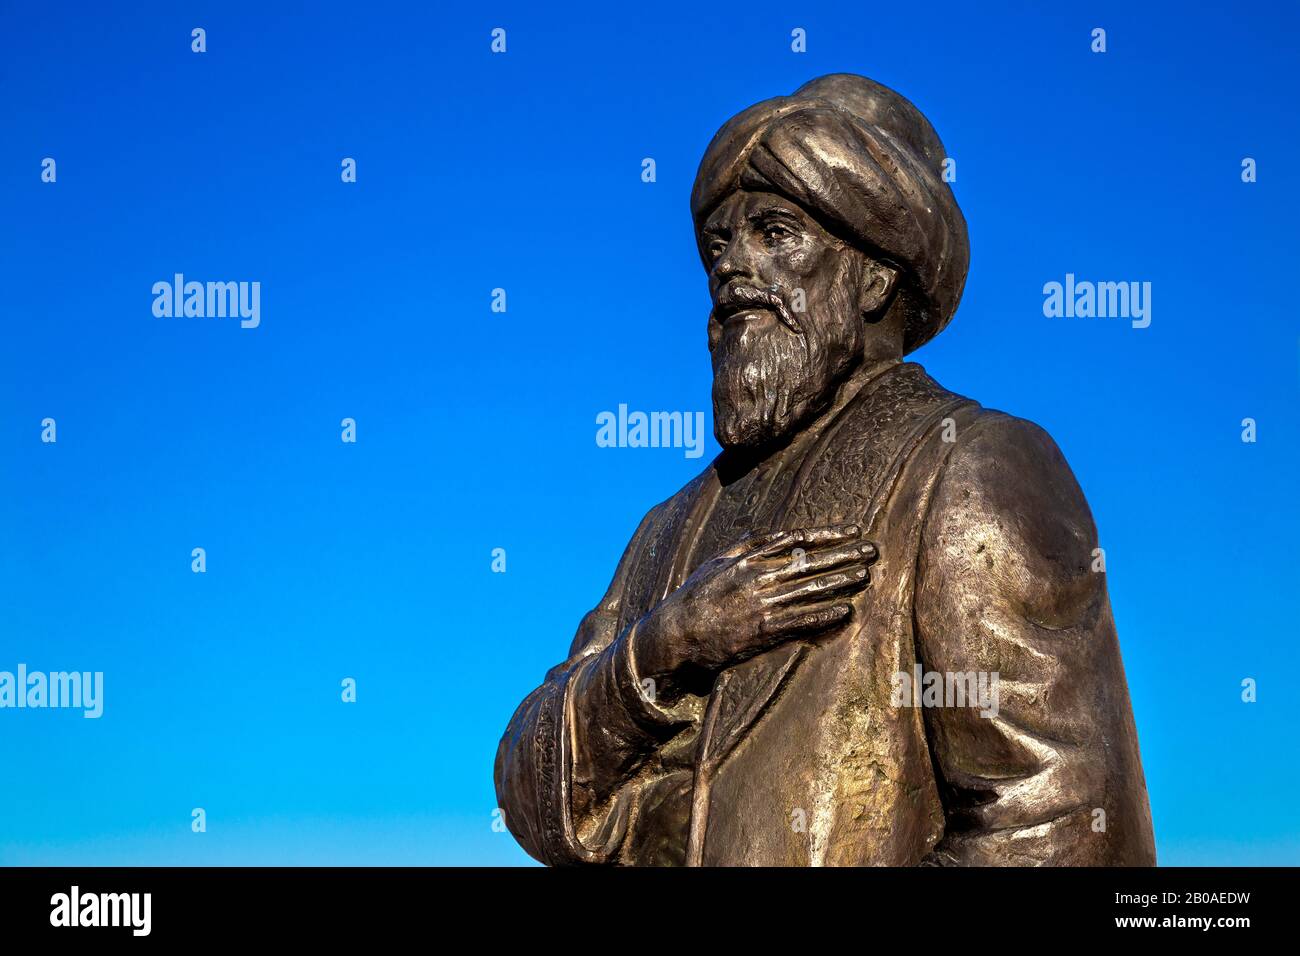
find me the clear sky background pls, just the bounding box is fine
[2,1,1297,865]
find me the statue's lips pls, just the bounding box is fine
[716,305,774,326]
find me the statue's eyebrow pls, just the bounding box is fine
[748,205,803,227]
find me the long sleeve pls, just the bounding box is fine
[494,506,703,865]
[914,412,1155,866]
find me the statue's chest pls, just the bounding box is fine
[615,365,967,636]
[683,451,808,577]
[613,448,812,638]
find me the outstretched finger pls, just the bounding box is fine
[759,601,854,638]
[721,528,800,559]
[748,524,863,558]
[761,567,870,606]
[756,540,878,584]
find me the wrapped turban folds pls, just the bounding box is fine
[691,74,969,354]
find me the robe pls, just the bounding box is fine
[495,360,1156,866]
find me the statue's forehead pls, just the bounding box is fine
[702,189,815,231]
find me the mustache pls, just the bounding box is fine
[711,284,803,335]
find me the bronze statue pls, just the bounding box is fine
[496,74,1156,866]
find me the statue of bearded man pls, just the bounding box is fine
[495,74,1156,867]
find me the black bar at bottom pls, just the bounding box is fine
[0,866,1285,942]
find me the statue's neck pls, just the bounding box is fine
[825,356,902,422]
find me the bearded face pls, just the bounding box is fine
[702,191,870,453]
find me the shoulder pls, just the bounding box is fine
[635,466,714,540]
[570,465,715,657]
[922,410,1101,627]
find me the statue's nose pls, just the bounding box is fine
[712,243,752,286]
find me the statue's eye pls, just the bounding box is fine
[762,223,792,243]
[707,238,728,261]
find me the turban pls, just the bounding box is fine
[691,74,969,354]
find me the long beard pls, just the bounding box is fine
[710,287,861,453]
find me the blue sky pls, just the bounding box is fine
[1,1,1297,865]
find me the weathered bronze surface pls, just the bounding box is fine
[496,74,1156,866]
